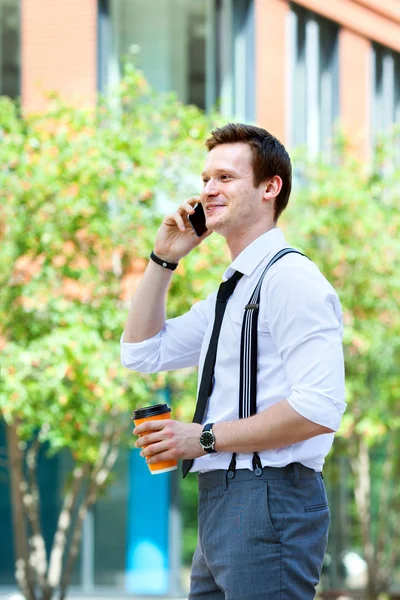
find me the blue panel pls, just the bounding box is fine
[0,420,14,584]
[125,448,170,595]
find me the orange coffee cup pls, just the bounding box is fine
[132,403,178,475]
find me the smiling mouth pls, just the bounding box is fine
[206,205,225,213]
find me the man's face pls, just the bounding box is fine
[200,143,266,237]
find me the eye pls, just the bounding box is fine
[219,174,232,181]
[202,178,209,185]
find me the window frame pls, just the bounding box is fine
[371,43,400,139]
[288,3,339,158]
[0,0,21,98]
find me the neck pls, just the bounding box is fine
[226,223,276,260]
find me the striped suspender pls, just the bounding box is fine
[227,248,306,480]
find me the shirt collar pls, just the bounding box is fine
[223,228,288,280]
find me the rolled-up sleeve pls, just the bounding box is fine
[121,293,215,373]
[265,261,346,431]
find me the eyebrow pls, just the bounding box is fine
[201,167,238,178]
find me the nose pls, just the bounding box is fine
[202,178,219,198]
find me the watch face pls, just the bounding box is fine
[200,431,214,449]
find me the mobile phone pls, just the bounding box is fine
[188,202,208,237]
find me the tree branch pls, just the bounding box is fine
[375,433,395,582]
[24,434,48,590]
[387,491,400,583]
[58,439,121,600]
[6,421,37,600]
[350,435,377,600]
[46,462,89,595]
[378,443,400,591]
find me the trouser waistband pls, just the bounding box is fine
[198,463,319,490]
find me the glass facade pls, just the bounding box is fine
[0,422,13,585]
[108,0,209,109]
[216,0,255,121]
[104,0,255,119]
[93,451,129,587]
[0,0,19,98]
[372,44,400,136]
[289,4,339,157]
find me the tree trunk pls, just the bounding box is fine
[379,440,400,594]
[351,436,378,600]
[6,422,36,600]
[25,436,49,593]
[6,417,124,600]
[58,444,119,600]
[374,434,396,593]
[46,464,88,594]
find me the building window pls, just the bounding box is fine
[98,0,112,93]
[0,0,19,98]
[103,0,255,119]
[107,0,208,110]
[289,4,339,157]
[215,0,255,121]
[372,44,400,138]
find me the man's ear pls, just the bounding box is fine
[262,175,283,200]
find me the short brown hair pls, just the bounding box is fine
[206,123,292,221]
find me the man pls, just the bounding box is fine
[121,123,345,599]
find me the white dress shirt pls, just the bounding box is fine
[121,228,346,472]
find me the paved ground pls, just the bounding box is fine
[0,597,186,600]
[0,592,187,600]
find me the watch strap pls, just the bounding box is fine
[202,423,213,433]
[150,251,178,271]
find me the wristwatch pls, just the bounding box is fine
[199,423,217,453]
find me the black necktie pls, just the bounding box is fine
[182,270,243,477]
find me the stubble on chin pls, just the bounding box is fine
[206,215,227,236]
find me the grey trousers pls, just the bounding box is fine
[189,464,329,600]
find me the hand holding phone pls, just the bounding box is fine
[188,202,208,237]
[154,199,209,264]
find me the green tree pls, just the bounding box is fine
[4,65,399,600]
[284,136,400,599]
[0,66,226,600]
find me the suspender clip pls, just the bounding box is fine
[252,453,263,477]
[227,453,237,482]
